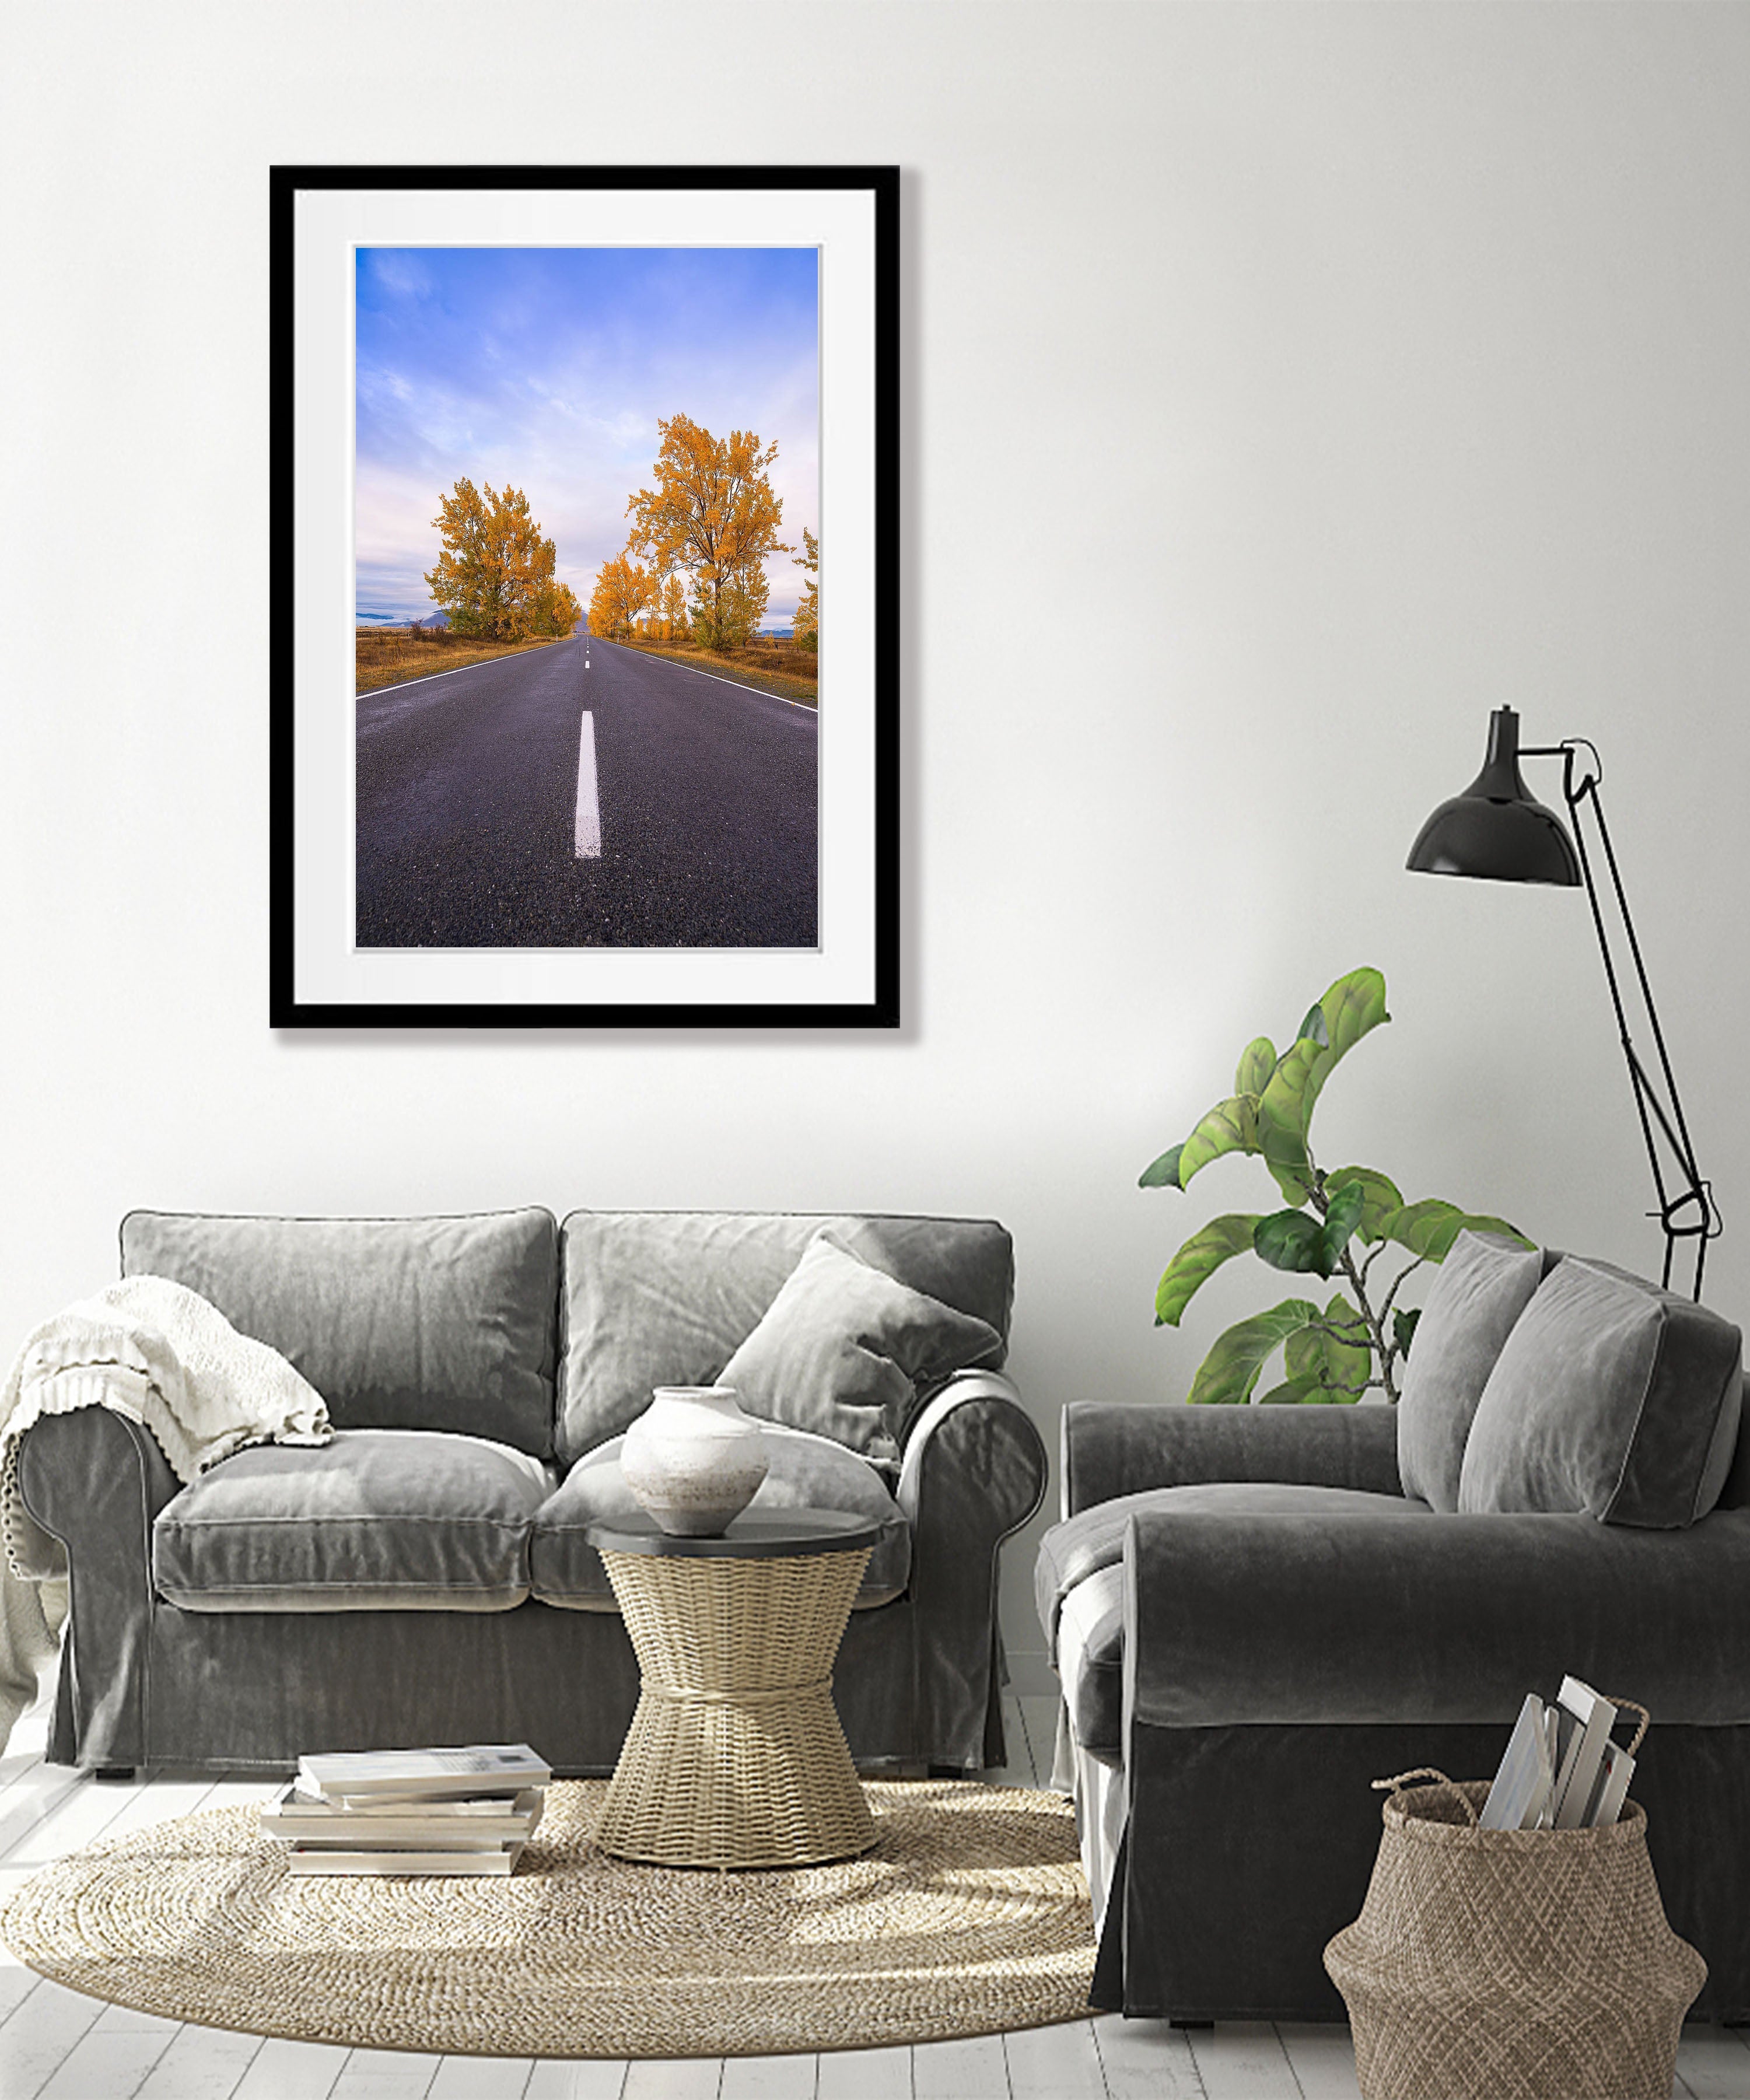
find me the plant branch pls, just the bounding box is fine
[1378,1256,1427,1328]
[1337,1244,1398,1401]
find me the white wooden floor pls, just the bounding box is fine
[0,1691,1742,2099]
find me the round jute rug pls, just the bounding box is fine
[0,1779,1095,2059]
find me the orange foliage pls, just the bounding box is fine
[589,551,658,638]
[425,480,580,639]
[626,415,789,648]
[793,527,818,647]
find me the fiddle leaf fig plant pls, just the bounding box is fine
[1140,967,1529,1404]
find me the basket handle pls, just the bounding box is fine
[1373,1768,1479,1828]
[1373,1701,1650,1826]
[1604,1695,1650,1758]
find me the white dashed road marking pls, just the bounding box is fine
[574,710,602,859]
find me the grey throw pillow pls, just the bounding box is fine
[716,1233,1002,1460]
[554,1210,1013,1466]
[1458,1256,1744,1526]
[1396,1230,1545,1511]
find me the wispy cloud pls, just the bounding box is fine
[355,247,819,625]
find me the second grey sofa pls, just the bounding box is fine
[1037,1234,1750,2024]
[22,1206,1046,1776]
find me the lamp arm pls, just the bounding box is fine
[1542,741,1720,1298]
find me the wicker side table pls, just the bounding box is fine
[587,1510,880,1870]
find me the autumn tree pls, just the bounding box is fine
[626,415,789,652]
[698,562,769,649]
[425,480,581,640]
[792,527,818,652]
[660,572,688,640]
[588,551,657,639]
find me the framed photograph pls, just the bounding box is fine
[269,164,898,1028]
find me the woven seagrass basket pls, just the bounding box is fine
[1325,1766,1707,2100]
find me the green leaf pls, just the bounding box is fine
[1234,1037,1277,1099]
[1454,1214,1532,1251]
[1256,970,1390,1204]
[1186,1298,1322,1405]
[1138,1143,1185,1191]
[1324,1166,1404,1245]
[1394,1307,1423,1359]
[1286,1290,1374,1401]
[1319,1179,1368,1269]
[1153,1214,1264,1327]
[1253,1208,1329,1276]
[1255,1040,1320,1204]
[1376,1200,1464,1259]
[1254,1182,1366,1282]
[1257,1375,1324,1405]
[1378,1201,1532,1263]
[1320,967,1391,1061]
[1174,1096,1262,1189]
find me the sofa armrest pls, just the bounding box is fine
[1125,1503,1750,1732]
[897,1370,1048,1768]
[18,1406,180,1767]
[1064,1399,1402,1518]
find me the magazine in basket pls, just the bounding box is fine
[1479,1680,1636,1833]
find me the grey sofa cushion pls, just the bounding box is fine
[1458,1256,1745,1526]
[556,1211,1014,1465]
[717,1234,1002,1461]
[1056,1561,1125,1767]
[121,1209,559,1459]
[153,1429,552,1611]
[1035,1481,1434,1657]
[530,1420,910,1610]
[1395,1229,1545,1511]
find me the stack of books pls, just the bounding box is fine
[1478,1678,1637,1833]
[263,1742,552,1875]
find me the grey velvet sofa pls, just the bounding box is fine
[21,1207,1046,1777]
[1035,1233,1750,2025]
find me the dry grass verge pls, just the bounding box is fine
[608,636,818,708]
[356,628,565,695]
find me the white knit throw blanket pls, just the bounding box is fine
[0,1276,332,1754]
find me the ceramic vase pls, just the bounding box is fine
[621,1387,771,1537]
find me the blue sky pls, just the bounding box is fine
[355,247,819,627]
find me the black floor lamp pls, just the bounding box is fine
[1406,705,1720,1300]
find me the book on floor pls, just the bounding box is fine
[262,1784,544,1847]
[271,1743,552,1875]
[284,1840,527,1877]
[296,1743,552,1804]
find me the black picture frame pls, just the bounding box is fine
[268,164,898,1029]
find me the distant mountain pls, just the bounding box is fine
[357,606,449,629]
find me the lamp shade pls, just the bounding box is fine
[1406,706,1581,886]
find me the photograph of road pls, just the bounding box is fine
[353,246,820,950]
[356,630,817,948]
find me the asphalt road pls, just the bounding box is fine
[355,637,818,949]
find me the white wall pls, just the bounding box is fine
[5,2,1748,1678]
